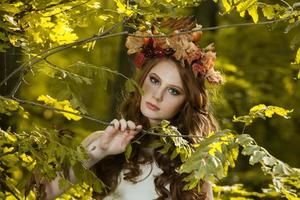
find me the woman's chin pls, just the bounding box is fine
[141,111,161,124]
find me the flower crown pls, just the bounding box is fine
[125,24,224,85]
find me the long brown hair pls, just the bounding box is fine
[92,57,219,199]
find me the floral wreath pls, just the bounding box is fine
[125,24,224,85]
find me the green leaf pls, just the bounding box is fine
[0,3,21,14]
[241,144,260,155]
[125,78,143,95]
[125,144,132,161]
[249,150,266,165]
[262,156,277,166]
[237,134,255,145]
[147,139,164,149]
[170,148,179,160]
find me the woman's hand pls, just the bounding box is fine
[82,119,142,168]
[98,119,142,155]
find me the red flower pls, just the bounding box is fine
[134,53,145,69]
[154,46,164,57]
[192,63,206,76]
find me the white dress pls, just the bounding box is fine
[81,131,167,199]
[103,162,165,200]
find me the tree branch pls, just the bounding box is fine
[0,17,290,90]
[2,95,206,138]
[0,19,128,91]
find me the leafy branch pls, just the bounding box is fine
[0,127,105,199]
[143,105,299,199]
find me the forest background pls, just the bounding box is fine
[0,0,299,199]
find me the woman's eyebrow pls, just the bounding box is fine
[149,73,161,81]
[150,73,184,93]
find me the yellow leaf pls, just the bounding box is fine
[264,109,274,117]
[248,4,259,23]
[40,17,55,28]
[62,105,82,121]
[49,20,78,45]
[4,132,17,142]
[208,142,222,156]
[37,95,82,121]
[31,31,43,44]
[293,48,300,64]
[236,0,257,13]
[270,106,293,118]
[20,153,34,163]
[250,104,266,113]
[222,0,231,12]
[265,106,293,118]
[114,0,134,16]
[3,147,14,153]
[262,5,275,20]
[11,168,23,181]
[239,11,246,17]
[26,190,37,200]
[99,15,109,21]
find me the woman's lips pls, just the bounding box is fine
[146,102,160,111]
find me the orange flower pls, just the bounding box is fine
[205,69,224,84]
[202,51,216,71]
[125,31,150,54]
[186,43,202,65]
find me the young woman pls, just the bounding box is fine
[45,24,223,200]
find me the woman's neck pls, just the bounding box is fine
[149,119,161,127]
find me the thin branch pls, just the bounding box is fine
[43,0,93,17]
[0,19,127,89]
[0,17,290,89]
[128,18,289,38]
[3,96,206,138]
[0,148,18,158]
[241,124,246,135]
[279,0,293,10]
[43,58,93,81]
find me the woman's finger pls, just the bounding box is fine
[127,120,136,130]
[135,125,142,132]
[101,119,119,149]
[119,119,127,132]
[104,119,119,136]
[122,131,135,146]
[112,119,120,130]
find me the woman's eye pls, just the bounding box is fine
[168,88,180,96]
[150,77,159,85]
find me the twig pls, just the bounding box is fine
[43,0,93,17]
[3,96,207,138]
[0,19,127,89]
[280,0,293,10]
[0,17,291,89]
[127,18,289,38]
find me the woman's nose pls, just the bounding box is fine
[152,88,163,102]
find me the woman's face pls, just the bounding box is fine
[140,59,186,126]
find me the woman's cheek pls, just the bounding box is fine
[162,97,181,117]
